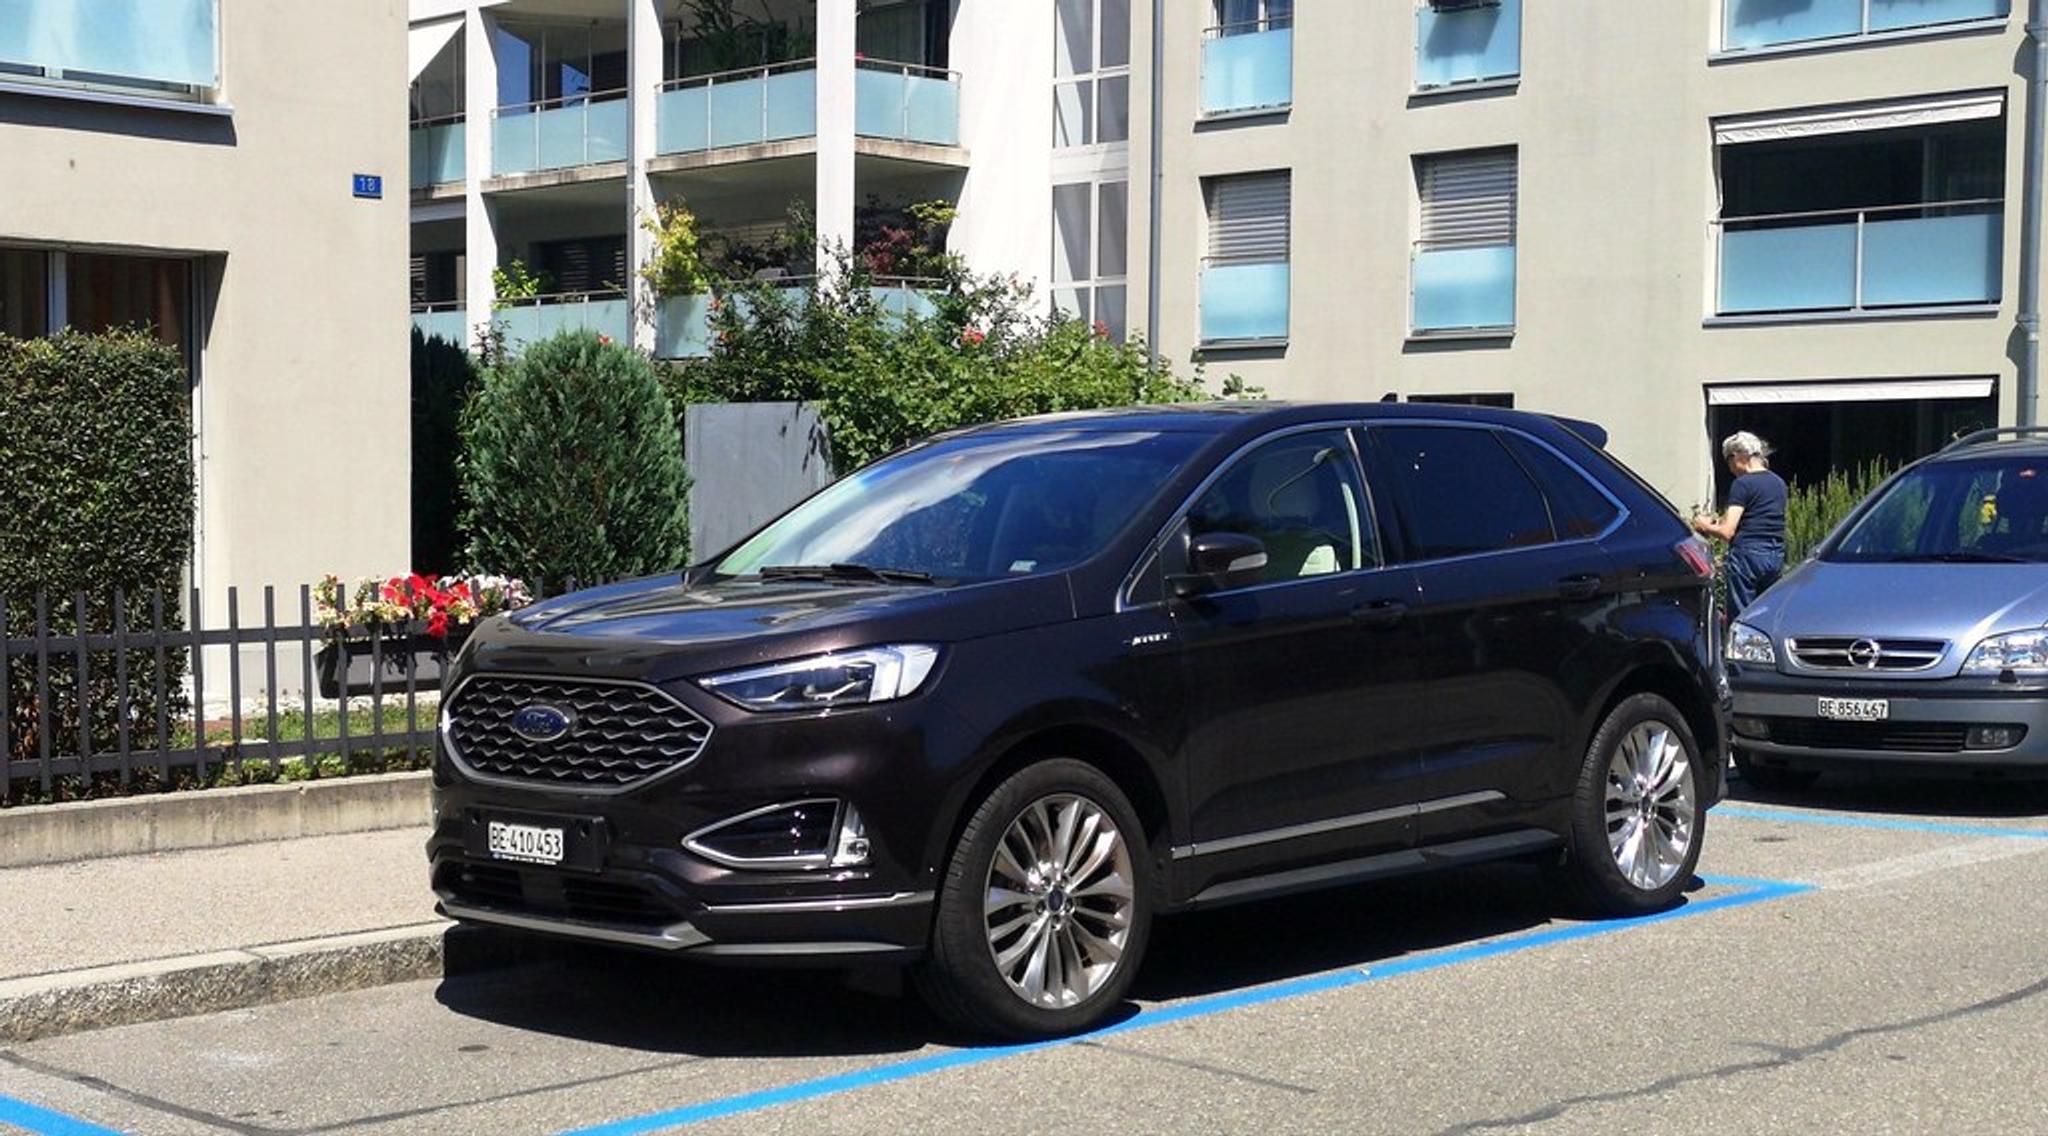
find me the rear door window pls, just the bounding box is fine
[1186,429,1378,585]
[1501,432,1621,539]
[1371,425,1555,560]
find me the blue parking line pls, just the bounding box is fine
[562,874,1812,1135]
[1719,805,2048,841]
[0,1096,126,1136]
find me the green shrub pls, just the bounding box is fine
[0,330,194,792]
[411,329,478,574]
[460,330,692,582]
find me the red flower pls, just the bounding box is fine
[960,327,985,345]
[598,334,613,346]
[426,610,450,639]
[1091,320,1110,339]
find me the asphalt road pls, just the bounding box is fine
[5,777,2048,1136]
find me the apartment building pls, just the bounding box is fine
[2,2,410,603]
[1126,0,2041,504]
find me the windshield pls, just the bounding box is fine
[713,429,1205,583]
[1829,455,2048,563]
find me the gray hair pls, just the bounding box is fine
[1722,431,1771,461]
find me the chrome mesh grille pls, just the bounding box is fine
[1787,637,1947,672]
[446,675,712,788]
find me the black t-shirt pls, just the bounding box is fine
[1729,470,1787,552]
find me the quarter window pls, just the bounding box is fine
[1374,426,1553,559]
[1187,430,1377,584]
[1501,433,1621,539]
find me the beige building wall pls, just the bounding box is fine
[2,2,412,612]
[1136,2,2034,506]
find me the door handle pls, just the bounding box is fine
[1557,573,1602,600]
[1352,599,1409,628]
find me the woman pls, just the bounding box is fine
[1692,431,1787,616]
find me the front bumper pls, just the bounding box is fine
[1728,667,2048,777]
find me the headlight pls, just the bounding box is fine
[1725,621,1776,665]
[1962,629,2048,674]
[700,645,940,711]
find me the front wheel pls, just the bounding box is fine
[1557,693,1706,916]
[913,759,1152,1039]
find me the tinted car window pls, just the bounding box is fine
[1188,430,1377,584]
[1502,433,1621,539]
[1831,456,2048,563]
[1373,425,1554,559]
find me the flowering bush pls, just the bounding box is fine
[314,573,531,639]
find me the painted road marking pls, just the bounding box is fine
[560,875,1811,1136]
[0,1096,125,1136]
[1719,805,2048,841]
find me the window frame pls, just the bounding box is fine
[0,0,223,110]
[1051,179,1131,338]
[1053,0,1132,152]
[1715,0,2011,59]
[1410,147,1519,337]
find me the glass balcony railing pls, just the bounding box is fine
[1201,21,1292,116]
[410,305,467,346]
[854,61,961,146]
[1717,201,2002,315]
[657,60,817,156]
[655,280,940,358]
[409,116,465,189]
[1723,0,2007,51]
[1412,245,1517,332]
[494,293,631,345]
[490,92,629,177]
[1200,260,1290,343]
[1416,0,1521,89]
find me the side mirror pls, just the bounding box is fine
[1169,532,1268,598]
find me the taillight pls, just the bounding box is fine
[1675,538,1714,578]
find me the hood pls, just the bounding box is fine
[463,572,1074,684]
[1741,559,2048,677]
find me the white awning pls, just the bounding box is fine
[409,18,462,84]
[1707,378,1996,406]
[1714,91,2004,146]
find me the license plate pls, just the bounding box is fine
[1818,697,1889,722]
[486,821,564,865]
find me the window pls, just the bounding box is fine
[1187,430,1376,584]
[1,249,49,339]
[1201,172,1291,343]
[1723,0,2009,53]
[1053,181,1130,339]
[1413,148,1518,333]
[1416,0,1522,90]
[0,0,218,99]
[533,235,627,296]
[1500,433,1622,539]
[1410,392,1514,408]
[1374,426,1553,559]
[1054,0,1130,148]
[1203,0,1292,115]
[67,253,191,357]
[1715,96,2005,315]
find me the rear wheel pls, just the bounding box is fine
[914,759,1152,1039]
[1558,693,1706,916]
[1732,749,1822,793]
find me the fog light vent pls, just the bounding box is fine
[1966,725,2026,751]
[685,799,842,868]
[1732,716,1769,740]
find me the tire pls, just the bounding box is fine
[1557,693,1707,917]
[1732,749,1822,793]
[913,758,1153,1040]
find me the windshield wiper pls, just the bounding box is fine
[758,563,941,585]
[1887,551,2030,564]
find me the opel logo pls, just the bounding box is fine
[510,703,574,743]
[1848,639,1883,669]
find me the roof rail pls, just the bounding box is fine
[1941,426,2048,452]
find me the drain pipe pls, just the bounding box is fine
[2019,0,2048,425]
[1146,0,1165,370]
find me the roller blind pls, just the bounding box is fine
[1206,172,1290,263]
[1714,91,2004,145]
[1419,149,1517,250]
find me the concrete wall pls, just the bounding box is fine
[949,0,1056,294]
[1139,4,2034,506]
[1,1,412,608]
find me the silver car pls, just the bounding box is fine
[1727,428,2048,790]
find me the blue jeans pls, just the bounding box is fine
[1725,544,1783,617]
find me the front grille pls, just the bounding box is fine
[438,862,680,927]
[1787,636,1948,671]
[1759,716,1973,754]
[446,675,713,789]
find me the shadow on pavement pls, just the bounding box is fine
[1727,773,2048,819]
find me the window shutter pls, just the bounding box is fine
[1419,150,1517,250]
[1206,172,1290,263]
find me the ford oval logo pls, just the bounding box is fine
[510,703,574,743]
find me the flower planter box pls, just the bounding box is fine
[314,628,469,699]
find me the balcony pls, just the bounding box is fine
[657,61,816,156]
[855,61,961,147]
[1716,201,2002,316]
[1200,21,1292,117]
[491,92,629,177]
[1199,260,1290,344]
[410,115,465,189]
[654,279,940,358]
[1722,0,2008,52]
[494,292,631,345]
[1416,0,1521,89]
[1412,245,1517,333]
[411,304,467,346]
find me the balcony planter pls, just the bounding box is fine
[314,626,471,699]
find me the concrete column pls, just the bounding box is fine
[814,0,857,277]
[463,4,500,347]
[627,0,662,353]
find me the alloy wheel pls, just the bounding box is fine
[1604,720,1698,891]
[982,793,1136,1009]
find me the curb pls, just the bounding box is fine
[0,921,551,1043]
[0,771,431,867]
